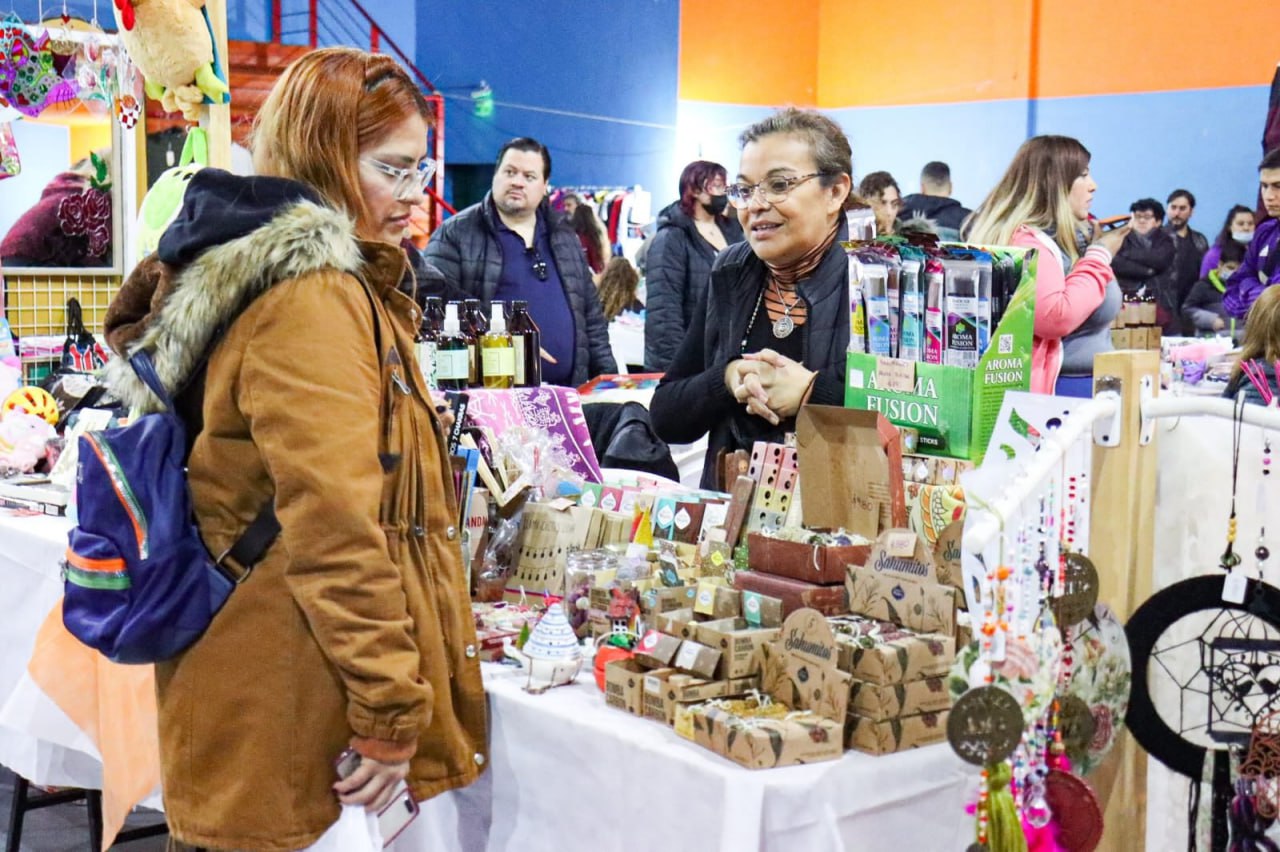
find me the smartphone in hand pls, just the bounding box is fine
[334,749,420,847]
[1098,215,1131,231]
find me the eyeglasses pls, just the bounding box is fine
[725,173,828,209]
[529,247,548,281]
[362,157,438,199]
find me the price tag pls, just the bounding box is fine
[886,530,917,558]
[875,356,916,394]
[1223,571,1248,604]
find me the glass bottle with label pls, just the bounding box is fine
[417,296,445,390]
[461,298,487,387]
[508,300,542,387]
[435,303,472,391]
[481,302,516,389]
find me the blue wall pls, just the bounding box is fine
[414,0,679,202]
[677,85,1269,238]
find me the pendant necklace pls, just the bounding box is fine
[771,279,798,339]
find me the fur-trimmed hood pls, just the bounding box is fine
[102,169,364,413]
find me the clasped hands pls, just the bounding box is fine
[724,350,817,426]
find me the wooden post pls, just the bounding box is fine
[201,0,232,170]
[1088,349,1159,852]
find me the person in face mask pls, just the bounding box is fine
[1200,204,1256,278]
[644,160,745,371]
[1184,238,1246,339]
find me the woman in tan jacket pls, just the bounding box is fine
[100,48,485,851]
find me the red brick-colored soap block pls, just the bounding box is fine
[732,570,848,618]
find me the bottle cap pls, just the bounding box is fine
[443,302,461,334]
[490,302,507,333]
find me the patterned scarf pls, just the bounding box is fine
[763,218,841,289]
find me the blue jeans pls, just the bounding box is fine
[1054,374,1094,398]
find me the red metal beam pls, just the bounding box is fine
[308,0,318,48]
[271,0,282,43]
[371,26,379,53]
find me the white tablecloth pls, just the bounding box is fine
[0,514,974,851]
[402,665,972,852]
[0,511,106,790]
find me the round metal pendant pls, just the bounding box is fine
[947,684,1025,765]
[1056,553,1100,628]
[1056,693,1097,762]
[772,314,795,339]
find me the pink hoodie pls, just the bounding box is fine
[1010,226,1114,393]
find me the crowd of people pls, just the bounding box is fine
[82,41,1280,849]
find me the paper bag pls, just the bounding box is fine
[796,406,905,538]
[503,502,578,604]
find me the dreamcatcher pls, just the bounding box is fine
[1126,394,1280,851]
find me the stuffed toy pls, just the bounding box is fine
[111,0,230,121]
[136,127,206,257]
[0,411,56,475]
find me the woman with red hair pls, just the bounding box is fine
[643,159,744,371]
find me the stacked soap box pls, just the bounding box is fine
[602,592,784,725]
[1111,299,1161,351]
[733,533,867,617]
[829,614,956,755]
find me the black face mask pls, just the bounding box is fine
[702,194,729,216]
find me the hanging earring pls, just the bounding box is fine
[1258,434,1273,579]
[1222,396,1245,571]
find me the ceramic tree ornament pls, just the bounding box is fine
[503,603,584,693]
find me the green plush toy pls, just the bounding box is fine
[136,127,207,259]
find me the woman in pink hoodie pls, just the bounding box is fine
[966,136,1128,393]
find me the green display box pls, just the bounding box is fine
[843,247,1038,463]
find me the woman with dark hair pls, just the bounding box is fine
[966,135,1127,395]
[570,203,610,277]
[650,109,854,488]
[1200,204,1255,278]
[643,159,744,371]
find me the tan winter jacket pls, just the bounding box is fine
[102,197,486,851]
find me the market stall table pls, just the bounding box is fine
[0,513,975,852]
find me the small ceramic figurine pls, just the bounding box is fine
[502,603,583,694]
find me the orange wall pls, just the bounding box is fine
[1036,0,1276,98]
[682,0,1277,107]
[678,0,820,105]
[816,0,1032,107]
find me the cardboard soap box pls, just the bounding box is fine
[843,246,1038,462]
[686,609,848,769]
[604,659,648,714]
[845,710,950,755]
[633,630,683,669]
[829,615,956,685]
[844,530,959,637]
[747,531,871,585]
[849,675,952,721]
[693,618,781,679]
[796,406,907,540]
[644,670,759,726]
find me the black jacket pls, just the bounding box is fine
[897,194,970,238]
[1112,229,1176,300]
[422,193,617,384]
[643,201,744,371]
[650,224,850,489]
[1166,226,1210,331]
